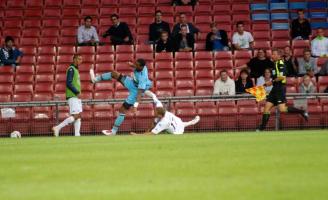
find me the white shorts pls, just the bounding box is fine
[68,97,82,115]
[167,119,185,135]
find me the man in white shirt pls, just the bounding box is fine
[232,21,254,50]
[311,28,328,57]
[77,16,99,46]
[213,69,236,95]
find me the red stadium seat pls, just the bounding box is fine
[35,64,55,74]
[213,5,231,14]
[292,40,310,49]
[35,74,54,83]
[4,19,22,29]
[22,29,40,38]
[218,107,238,130]
[135,44,153,53]
[96,54,115,63]
[24,19,41,29]
[62,19,80,28]
[25,9,42,19]
[194,51,213,61]
[272,30,290,40]
[238,107,259,130]
[43,8,61,18]
[97,46,114,54]
[195,60,214,70]
[252,23,270,31]
[234,50,252,59]
[232,4,250,13]
[272,40,290,48]
[26,0,43,8]
[100,0,118,7]
[155,52,173,61]
[81,8,99,17]
[62,8,80,18]
[58,46,76,55]
[175,61,193,70]
[116,45,134,53]
[77,46,96,55]
[155,61,174,71]
[155,71,173,80]
[42,19,61,28]
[194,5,212,15]
[215,60,233,69]
[175,52,193,61]
[138,7,155,16]
[175,70,194,79]
[254,41,271,49]
[38,46,57,55]
[116,53,134,62]
[57,55,73,64]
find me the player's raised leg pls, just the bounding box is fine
[182,116,200,128]
[144,90,163,107]
[90,69,121,83]
[278,103,309,121]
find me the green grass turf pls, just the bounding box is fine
[0,130,328,200]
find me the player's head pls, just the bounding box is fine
[297,9,305,20]
[5,36,14,48]
[303,48,311,60]
[236,21,244,33]
[180,24,188,36]
[160,31,169,41]
[179,12,187,24]
[84,16,92,28]
[155,10,162,22]
[155,107,166,118]
[316,28,324,37]
[135,58,146,71]
[271,48,283,61]
[111,14,119,26]
[73,54,82,66]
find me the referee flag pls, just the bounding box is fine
[246,86,266,102]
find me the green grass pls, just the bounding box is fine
[1,130,328,200]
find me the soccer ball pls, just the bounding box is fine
[10,131,21,138]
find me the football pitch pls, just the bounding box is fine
[1,130,328,200]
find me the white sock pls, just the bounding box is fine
[74,118,81,136]
[144,90,163,107]
[183,116,200,127]
[56,116,75,130]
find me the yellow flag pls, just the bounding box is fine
[245,86,267,102]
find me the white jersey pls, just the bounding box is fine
[151,111,185,135]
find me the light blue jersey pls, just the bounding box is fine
[123,65,152,105]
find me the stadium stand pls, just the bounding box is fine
[0,0,327,135]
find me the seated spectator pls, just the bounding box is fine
[291,9,311,40]
[174,24,194,52]
[232,21,254,50]
[283,46,298,77]
[311,28,328,57]
[246,49,274,78]
[235,69,254,94]
[172,13,199,39]
[77,16,100,46]
[213,69,235,95]
[299,74,316,94]
[0,36,23,67]
[102,14,133,45]
[295,49,318,77]
[256,68,273,94]
[156,31,175,53]
[205,23,229,51]
[149,10,171,44]
[172,0,197,6]
[318,60,328,76]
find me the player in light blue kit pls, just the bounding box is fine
[90,58,161,135]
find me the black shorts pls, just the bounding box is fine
[122,101,133,109]
[266,86,286,106]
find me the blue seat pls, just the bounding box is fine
[270,3,288,10]
[271,13,289,21]
[289,2,307,10]
[252,13,270,21]
[308,2,327,10]
[250,3,269,11]
[271,23,289,30]
[309,12,327,19]
[311,22,328,29]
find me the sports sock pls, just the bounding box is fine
[56,116,75,130]
[287,106,304,114]
[111,113,125,134]
[259,113,270,130]
[97,72,112,81]
[74,118,81,136]
[144,90,163,107]
[183,116,199,127]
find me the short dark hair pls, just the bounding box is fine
[236,21,244,27]
[210,22,217,28]
[240,68,249,76]
[303,48,311,54]
[5,36,14,43]
[297,9,304,14]
[73,54,81,60]
[179,12,186,16]
[160,31,168,36]
[111,14,119,19]
[180,24,188,29]
[84,16,92,21]
[155,10,162,15]
[136,58,146,67]
[220,69,228,75]
[272,48,283,56]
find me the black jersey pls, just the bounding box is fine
[271,59,287,88]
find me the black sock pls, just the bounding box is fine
[287,106,304,114]
[259,113,270,130]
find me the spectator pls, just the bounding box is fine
[172,13,199,38]
[174,24,194,52]
[291,10,311,40]
[311,28,328,57]
[299,74,316,94]
[235,69,254,94]
[256,68,273,94]
[149,10,171,44]
[296,49,318,77]
[172,0,197,6]
[102,14,133,45]
[213,69,235,95]
[232,21,254,50]
[0,36,23,67]
[283,46,298,77]
[246,49,274,78]
[205,23,229,51]
[156,31,175,53]
[77,16,100,46]
[318,60,328,76]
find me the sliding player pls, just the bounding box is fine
[131,103,200,135]
[257,49,308,131]
[52,54,83,137]
[90,58,160,135]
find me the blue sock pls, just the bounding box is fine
[99,72,112,81]
[111,113,125,134]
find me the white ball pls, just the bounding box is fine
[10,131,21,138]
